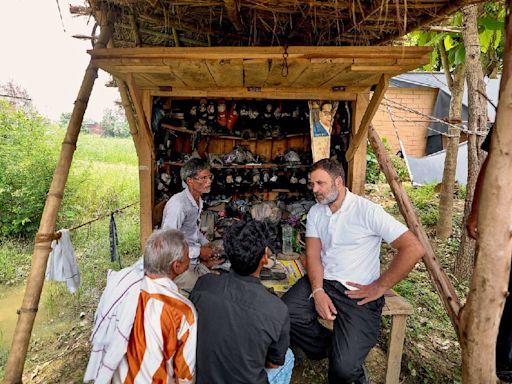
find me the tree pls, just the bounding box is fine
[460,5,512,380]
[436,40,465,240]
[0,81,33,112]
[101,106,130,137]
[455,4,489,279]
[0,100,57,237]
[59,111,95,133]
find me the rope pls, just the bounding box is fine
[41,202,138,241]
[381,97,489,137]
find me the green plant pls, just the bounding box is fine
[366,138,410,184]
[0,101,64,237]
[405,184,440,226]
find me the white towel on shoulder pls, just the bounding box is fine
[84,260,144,384]
[45,229,80,293]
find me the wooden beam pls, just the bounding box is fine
[347,93,369,195]
[368,125,461,333]
[140,89,155,248]
[89,46,432,61]
[3,9,113,384]
[346,74,389,161]
[223,0,243,32]
[125,73,155,155]
[148,87,364,100]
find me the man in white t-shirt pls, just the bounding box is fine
[282,158,424,384]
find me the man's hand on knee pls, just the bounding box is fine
[313,290,337,320]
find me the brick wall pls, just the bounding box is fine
[372,87,438,158]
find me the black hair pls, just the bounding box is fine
[223,220,270,276]
[310,158,345,182]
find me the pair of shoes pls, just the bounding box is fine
[352,365,369,384]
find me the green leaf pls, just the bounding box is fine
[444,35,456,51]
[454,45,466,65]
[495,30,502,49]
[479,16,504,31]
[479,29,494,53]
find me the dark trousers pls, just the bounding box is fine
[282,276,384,384]
[497,267,512,371]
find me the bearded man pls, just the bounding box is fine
[282,158,424,384]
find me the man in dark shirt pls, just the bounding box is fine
[190,220,294,384]
[467,127,512,381]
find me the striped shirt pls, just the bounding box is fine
[113,276,197,384]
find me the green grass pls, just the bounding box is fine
[73,135,137,165]
[0,239,33,285]
[0,134,140,381]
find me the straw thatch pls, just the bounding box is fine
[72,0,484,48]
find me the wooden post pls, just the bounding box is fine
[348,93,369,195]
[460,5,512,381]
[367,125,461,333]
[124,75,154,248]
[3,11,113,384]
[346,74,389,161]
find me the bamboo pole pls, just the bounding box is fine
[2,11,112,384]
[367,124,461,334]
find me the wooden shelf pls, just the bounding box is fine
[202,132,309,141]
[162,161,309,169]
[161,123,194,134]
[160,124,308,140]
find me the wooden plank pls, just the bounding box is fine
[292,60,351,88]
[264,58,309,87]
[346,74,389,161]
[164,59,217,87]
[89,46,432,61]
[126,73,155,153]
[243,58,271,87]
[147,87,360,100]
[385,315,408,384]
[347,94,369,196]
[142,72,187,87]
[205,59,244,87]
[351,64,421,73]
[321,71,380,88]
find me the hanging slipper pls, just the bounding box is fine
[226,102,238,131]
[217,99,227,127]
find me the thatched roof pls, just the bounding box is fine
[73,0,483,48]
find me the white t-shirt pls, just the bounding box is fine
[306,190,408,288]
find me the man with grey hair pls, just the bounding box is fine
[85,229,197,384]
[162,157,221,293]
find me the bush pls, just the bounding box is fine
[0,101,62,237]
[366,138,410,184]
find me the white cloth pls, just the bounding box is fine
[306,190,408,288]
[84,260,144,384]
[45,229,80,293]
[161,188,209,263]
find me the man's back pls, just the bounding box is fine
[190,272,290,384]
[114,276,197,384]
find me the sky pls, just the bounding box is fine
[0,0,118,122]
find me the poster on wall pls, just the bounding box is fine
[309,100,339,163]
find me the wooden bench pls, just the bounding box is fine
[318,290,413,384]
